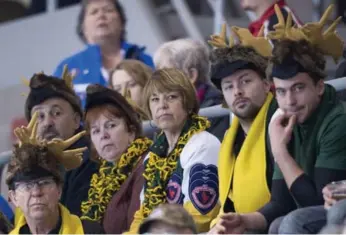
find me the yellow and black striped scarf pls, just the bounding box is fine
[142,115,210,217]
[81,137,152,222]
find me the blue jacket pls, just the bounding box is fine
[0,195,13,221]
[53,41,154,107]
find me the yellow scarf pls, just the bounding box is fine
[219,93,273,213]
[10,204,84,234]
[81,137,152,222]
[142,115,210,217]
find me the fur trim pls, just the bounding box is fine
[267,39,326,80]
[25,73,82,121]
[6,144,62,186]
[210,45,268,76]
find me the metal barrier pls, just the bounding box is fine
[0,76,346,166]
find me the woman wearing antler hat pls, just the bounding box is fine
[80,84,152,233]
[126,68,221,234]
[209,4,346,234]
[7,113,104,234]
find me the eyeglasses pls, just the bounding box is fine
[14,178,56,193]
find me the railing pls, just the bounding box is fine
[0,76,345,167]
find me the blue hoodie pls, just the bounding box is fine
[53,41,154,107]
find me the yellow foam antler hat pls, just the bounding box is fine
[208,23,272,57]
[268,4,344,63]
[14,112,86,171]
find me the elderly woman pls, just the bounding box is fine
[110,59,152,108]
[7,113,103,234]
[154,38,229,141]
[80,84,152,233]
[126,68,221,234]
[53,0,153,106]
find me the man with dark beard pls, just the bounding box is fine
[209,25,277,234]
[23,66,98,216]
[207,24,277,234]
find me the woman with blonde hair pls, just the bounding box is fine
[111,60,152,104]
[80,84,152,233]
[110,59,152,120]
[126,68,221,234]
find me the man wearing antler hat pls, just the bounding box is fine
[7,113,104,234]
[208,4,346,234]
[207,24,278,234]
[23,66,98,216]
[260,5,346,234]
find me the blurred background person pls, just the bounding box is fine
[154,38,229,141]
[240,0,301,36]
[110,59,153,120]
[53,0,154,106]
[139,204,197,234]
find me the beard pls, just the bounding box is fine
[232,103,261,120]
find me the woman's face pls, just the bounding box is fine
[82,0,123,43]
[90,113,135,162]
[149,90,188,133]
[112,70,144,106]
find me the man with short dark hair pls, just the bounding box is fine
[213,5,346,234]
[207,24,278,234]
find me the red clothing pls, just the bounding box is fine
[249,0,302,37]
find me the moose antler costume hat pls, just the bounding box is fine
[208,23,272,89]
[24,65,82,121]
[267,4,344,80]
[6,112,87,188]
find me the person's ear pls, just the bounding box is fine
[8,190,18,207]
[188,68,199,86]
[73,113,81,130]
[316,79,325,96]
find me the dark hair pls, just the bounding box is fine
[7,144,63,189]
[267,39,326,83]
[77,0,127,43]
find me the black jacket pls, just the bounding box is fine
[60,128,99,216]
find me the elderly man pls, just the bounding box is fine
[154,38,229,141]
[23,67,98,216]
[7,113,103,234]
